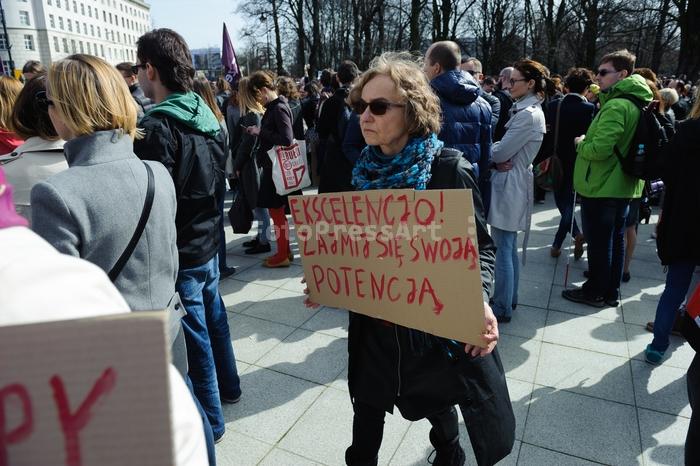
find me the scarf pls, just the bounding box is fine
[0,167,28,229]
[351,133,443,191]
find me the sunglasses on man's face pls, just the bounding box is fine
[131,63,148,75]
[35,90,54,109]
[351,99,406,116]
[596,68,617,77]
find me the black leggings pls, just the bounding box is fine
[346,401,459,465]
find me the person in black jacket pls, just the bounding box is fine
[116,61,154,122]
[645,98,700,366]
[317,60,360,193]
[306,52,513,466]
[133,29,242,447]
[493,67,514,142]
[244,71,297,268]
[543,68,596,258]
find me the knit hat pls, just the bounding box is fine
[0,167,29,229]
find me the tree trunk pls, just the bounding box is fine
[650,0,670,73]
[309,0,320,74]
[676,0,700,80]
[581,0,598,69]
[409,0,422,51]
[352,0,362,64]
[271,0,284,73]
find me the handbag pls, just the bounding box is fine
[267,139,311,195]
[534,99,564,192]
[228,190,254,234]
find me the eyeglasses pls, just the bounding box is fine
[351,99,405,116]
[510,78,528,87]
[35,90,54,109]
[131,62,147,75]
[465,69,477,76]
[596,68,617,77]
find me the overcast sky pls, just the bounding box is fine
[147,0,247,50]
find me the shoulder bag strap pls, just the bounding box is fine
[551,98,564,159]
[108,162,155,282]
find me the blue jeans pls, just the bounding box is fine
[184,375,217,466]
[254,207,271,244]
[552,185,581,250]
[217,194,229,270]
[651,263,697,352]
[580,197,630,300]
[177,255,241,439]
[491,226,519,318]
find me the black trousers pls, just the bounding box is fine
[345,401,459,465]
[687,353,699,465]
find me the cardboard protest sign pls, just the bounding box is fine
[290,189,485,345]
[0,313,173,466]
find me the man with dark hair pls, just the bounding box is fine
[461,57,501,137]
[317,60,360,193]
[563,49,651,308]
[424,41,493,214]
[132,28,241,447]
[116,61,154,121]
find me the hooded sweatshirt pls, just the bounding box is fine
[146,92,221,137]
[574,74,652,199]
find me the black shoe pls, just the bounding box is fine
[562,288,605,308]
[605,298,620,307]
[219,266,237,279]
[496,315,512,324]
[242,238,259,248]
[512,303,517,311]
[622,272,631,283]
[214,431,225,444]
[221,392,241,404]
[428,428,466,466]
[245,243,272,254]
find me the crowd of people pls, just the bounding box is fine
[0,26,698,466]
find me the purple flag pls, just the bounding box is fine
[222,23,240,84]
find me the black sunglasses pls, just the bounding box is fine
[131,63,147,75]
[35,90,54,108]
[351,99,405,116]
[596,68,617,77]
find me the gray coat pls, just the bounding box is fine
[31,130,179,312]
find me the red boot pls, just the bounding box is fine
[264,207,291,268]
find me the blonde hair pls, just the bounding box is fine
[238,77,265,115]
[349,52,441,137]
[48,54,137,139]
[659,88,679,109]
[0,76,23,130]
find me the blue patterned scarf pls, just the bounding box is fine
[351,133,444,191]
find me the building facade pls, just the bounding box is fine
[0,0,151,77]
[191,47,222,80]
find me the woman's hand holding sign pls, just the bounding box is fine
[464,301,499,357]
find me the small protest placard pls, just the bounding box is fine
[0,312,173,466]
[290,189,485,345]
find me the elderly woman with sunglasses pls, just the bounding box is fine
[305,53,514,466]
[0,74,66,223]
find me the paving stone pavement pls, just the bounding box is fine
[215,195,692,466]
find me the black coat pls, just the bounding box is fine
[492,89,513,142]
[318,86,354,193]
[256,95,296,208]
[656,117,700,265]
[232,111,262,209]
[347,148,514,465]
[540,94,596,187]
[134,112,226,269]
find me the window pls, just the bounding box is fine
[19,11,30,26]
[58,16,64,29]
[49,14,55,28]
[103,11,106,21]
[100,44,104,57]
[24,35,34,51]
[88,6,91,16]
[73,1,77,13]
[81,3,85,15]
[57,0,61,7]
[63,38,69,53]
[67,18,72,31]
[0,34,7,50]
[83,22,87,34]
[48,0,53,5]
[97,26,101,38]
[90,24,94,36]
[53,36,59,52]
[71,39,76,53]
[79,41,84,53]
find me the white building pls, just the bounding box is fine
[0,0,151,77]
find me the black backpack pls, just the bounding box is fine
[613,95,668,181]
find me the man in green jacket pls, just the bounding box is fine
[563,50,650,308]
